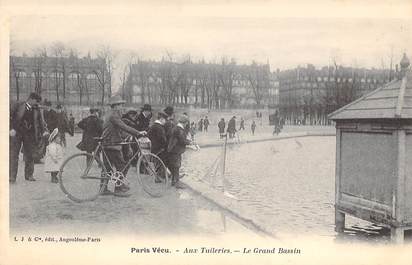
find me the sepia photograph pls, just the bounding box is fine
[1,0,412,264]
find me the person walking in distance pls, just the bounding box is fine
[44,128,64,183]
[251,120,256,135]
[218,118,226,139]
[166,115,192,188]
[227,116,237,139]
[203,116,210,132]
[9,92,48,183]
[198,118,203,132]
[239,117,245,131]
[69,113,75,135]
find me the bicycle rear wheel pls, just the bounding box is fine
[137,153,170,197]
[59,153,107,203]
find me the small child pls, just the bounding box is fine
[44,128,65,183]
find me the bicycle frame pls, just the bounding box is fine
[85,136,161,182]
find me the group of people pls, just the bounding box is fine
[9,93,75,183]
[74,95,194,196]
[218,116,257,138]
[196,116,210,132]
[9,93,194,197]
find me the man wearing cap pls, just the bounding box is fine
[136,104,152,131]
[166,114,192,189]
[9,92,48,183]
[101,95,146,196]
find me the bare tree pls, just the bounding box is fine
[10,56,22,101]
[218,57,236,108]
[50,42,66,102]
[32,46,48,96]
[95,45,115,105]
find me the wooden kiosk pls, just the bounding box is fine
[329,54,412,243]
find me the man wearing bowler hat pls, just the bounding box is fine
[101,95,147,197]
[136,103,152,131]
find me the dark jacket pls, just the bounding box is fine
[166,124,190,168]
[77,115,103,153]
[43,109,58,133]
[102,109,142,150]
[147,121,167,156]
[218,120,226,133]
[121,114,139,138]
[57,112,74,136]
[167,124,190,155]
[10,101,47,144]
[164,119,175,142]
[227,118,236,133]
[136,112,151,131]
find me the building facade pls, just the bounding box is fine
[9,55,110,106]
[277,64,395,125]
[122,60,277,109]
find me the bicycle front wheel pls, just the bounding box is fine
[59,153,106,203]
[137,153,170,197]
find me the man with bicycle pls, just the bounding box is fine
[101,95,147,197]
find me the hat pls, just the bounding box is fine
[141,104,152,111]
[108,95,126,106]
[48,128,59,143]
[163,106,174,116]
[90,108,99,114]
[126,107,138,115]
[158,111,168,119]
[178,114,190,124]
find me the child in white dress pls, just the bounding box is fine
[44,128,65,183]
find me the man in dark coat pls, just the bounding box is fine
[136,104,152,131]
[77,108,103,154]
[9,93,48,183]
[227,116,237,138]
[166,114,191,188]
[147,111,168,160]
[218,118,226,138]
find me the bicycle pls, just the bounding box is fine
[58,136,170,202]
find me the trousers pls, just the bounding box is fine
[10,133,36,181]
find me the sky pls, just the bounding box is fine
[7,1,412,91]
